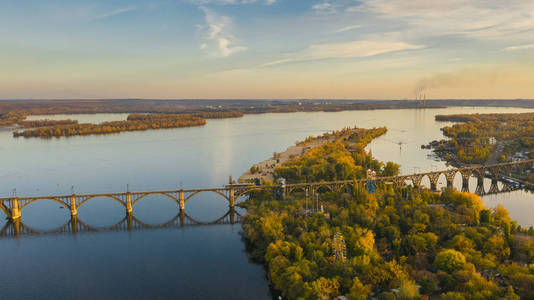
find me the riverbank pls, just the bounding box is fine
[238,134,335,183]
[238,126,388,184]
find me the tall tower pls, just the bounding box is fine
[332,232,347,263]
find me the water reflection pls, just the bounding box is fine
[1,208,242,238]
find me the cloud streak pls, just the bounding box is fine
[354,0,534,41]
[331,25,362,33]
[91,6,138,20]
[504,44,534,51]
[263,40,423,66]
[194,0,277,5]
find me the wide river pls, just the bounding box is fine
[2,107,534,299]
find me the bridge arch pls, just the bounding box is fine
[184,209,239,226]
[77,195,126,209]
[313,183,335,193]
[471,168,485,179]
[18,220,72,236]
[437,172,448,185]
[287,185,308,196]
[131,214,180,229]
[235,186,275,199]
[133,192,179,206]
[76,216,129,232]
[184,190,229,204]
[19,198,71,211]
[0,202,9,216]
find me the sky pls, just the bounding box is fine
[1,0,534,100]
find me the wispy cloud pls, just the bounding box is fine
[199,7,246,57]
[91,6,138,20]
[263,40,423,66]
[354,0,534,41]
[331,25,362,33]
[504,44,534,51]
[312,2,337,14]
[194,0,277,5]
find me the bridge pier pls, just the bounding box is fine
[11,218,21,237]
[428,173,440,191]
[229,207,236,224]
[10,198,21,220]
[126,192,133,215]
[179,190,185,211]
[179,210,185,227]
[460,172,470,193]
[229,188,235,208]
[410,175,423,190]
[126,213,133,231]
[488,179,499,194]
[71,215,78,234]
[475,176,485,195]
[70,194,77,216]
[445,171,456,189]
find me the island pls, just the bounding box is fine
[240,126,534,299]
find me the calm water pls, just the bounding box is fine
[2,107,534,299]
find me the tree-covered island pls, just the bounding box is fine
[241,127,534,299]
[428,113,534,166]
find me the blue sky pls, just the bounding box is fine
[1,0,534,99]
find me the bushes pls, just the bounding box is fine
[434,249,467,273]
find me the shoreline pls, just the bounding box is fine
[238,134,336,184]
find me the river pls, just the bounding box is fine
[2,107,534,299]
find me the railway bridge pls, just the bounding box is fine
[1,159,532,223]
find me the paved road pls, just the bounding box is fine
[488,141,505,165]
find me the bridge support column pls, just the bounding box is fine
[179,190,185,211]
[445,171,456,189]
[10,198,20,220]
[71,215,78,234]
[392,178,405,189]
[410,175,423,190]
[488,178,499,194]
[11,218,21,237]
[229,207,236,224]
[70,195,77,217]
[126,213,133,231]
[475,176,485,195]
[229,188,235,208]
[430,181,438,192]
[460,172,470,193]
[428,174,440,192]
[126,192,133,215]
[179,210,185,228]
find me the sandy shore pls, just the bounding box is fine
[238,134,336,184]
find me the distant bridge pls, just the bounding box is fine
[1,159,532,225]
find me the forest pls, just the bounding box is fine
[431,113,534,165]
[276,127,395,183]
[11,111,247,138]
[13,114,207,138]
[17,119,78,128]
[242,128,534,299]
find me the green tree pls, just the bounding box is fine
[434,249,466,273]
